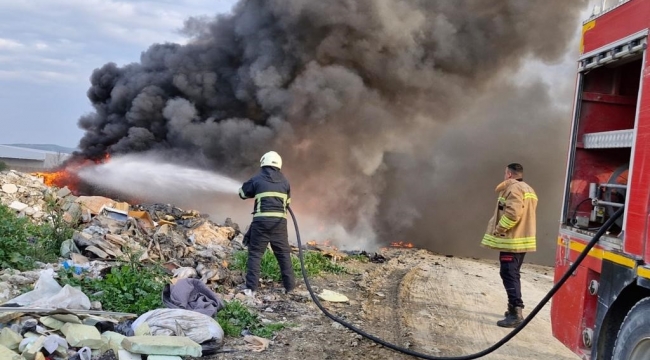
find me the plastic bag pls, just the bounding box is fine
[5,269,61,306]
[5,269,91,310]
[131,308,224,344]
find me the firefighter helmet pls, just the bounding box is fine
[260,151,282,169]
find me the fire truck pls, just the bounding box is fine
[551,0,650,359]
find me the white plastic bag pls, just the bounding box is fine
[6,269,61,306]
[131,308,224,344]
[6,269,91,310]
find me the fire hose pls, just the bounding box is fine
[288,206,625,359]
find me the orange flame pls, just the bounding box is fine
[32,153,111,194]
[389,241,414,248]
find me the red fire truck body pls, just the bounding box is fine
[551,1,650,359]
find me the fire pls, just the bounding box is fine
[305,239,338,251]
[32,153,111,194]
[389,241,414,248]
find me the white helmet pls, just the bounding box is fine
[260,151,282,169]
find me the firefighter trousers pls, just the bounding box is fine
[245,219,295,292]
[499,252,526,308]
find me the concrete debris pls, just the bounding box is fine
[318,289,350,303]
[60,323,103,349]
[0,344,24,360]
[121,336,202,357]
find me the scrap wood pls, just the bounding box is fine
[0,307,137,319]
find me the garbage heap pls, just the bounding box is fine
[0,170,247,359]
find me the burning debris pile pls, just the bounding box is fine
[0,169,250,359]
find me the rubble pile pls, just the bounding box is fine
[0,170,245,288]
[0,170,251,359]
[0,171,53,221]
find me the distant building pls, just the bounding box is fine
[0,145,71,172]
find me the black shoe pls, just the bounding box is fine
[503,304,515,317]
[497,306,523,328]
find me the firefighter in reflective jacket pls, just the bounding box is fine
[238,151,295,294]
[481,163,538,328]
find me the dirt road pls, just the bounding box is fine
[209,249,579,359]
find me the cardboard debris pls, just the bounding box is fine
[318,289,349,303]
[189,223,234,247]
[128,210,155,230]
[121,336,202,357]
[76,196,115,215]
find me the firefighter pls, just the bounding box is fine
[238,151,295,295]
[481,163,538,328]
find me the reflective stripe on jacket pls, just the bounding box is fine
[481,179,537,253]
[239,166,291,220]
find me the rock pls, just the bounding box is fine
[0,328,23,351]
[0,344,23,360]
[2,184,17,194]
[56,187,71,198]
[100,332,126,356]
[121,336,202,357]
[39,317,65,331]
[8,275,32,286]
[31,212,44,220]
[60,323,102,349]
[8,201,28,212]
[50,314,81,324]
[91,301,102,310]
[97,349,118,360]
[21,335,46,360]
[318,289,349,303]
[23,208,35,216]
[147,356,183,360]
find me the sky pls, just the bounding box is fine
[0,0,238,148]
[0,0,597,149]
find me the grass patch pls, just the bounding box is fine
[216,300,290,338]
[58,256,168,314]
[0,195,78,270]
[231,249,345,281]
[0,161,7,172]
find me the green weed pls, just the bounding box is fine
[230,249,346,281]
[58,256,168,314]
[216,300,290,338]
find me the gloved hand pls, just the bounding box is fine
[493,226,507,237]
[243,228,251,247]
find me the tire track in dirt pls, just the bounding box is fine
[396,252,579,359]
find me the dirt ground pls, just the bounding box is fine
[205,249,579,360]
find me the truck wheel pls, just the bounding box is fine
[612,298,650,360]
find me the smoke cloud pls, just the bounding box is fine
[73,0,587,264]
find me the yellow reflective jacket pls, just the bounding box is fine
[481,179,538,253]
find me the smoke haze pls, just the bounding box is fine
[72,0,588,264]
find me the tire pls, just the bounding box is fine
[612,297,650,360]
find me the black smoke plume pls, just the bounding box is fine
[73,0,587,264]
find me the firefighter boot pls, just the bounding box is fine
[497,306,523,328]
[504,304,515,317]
